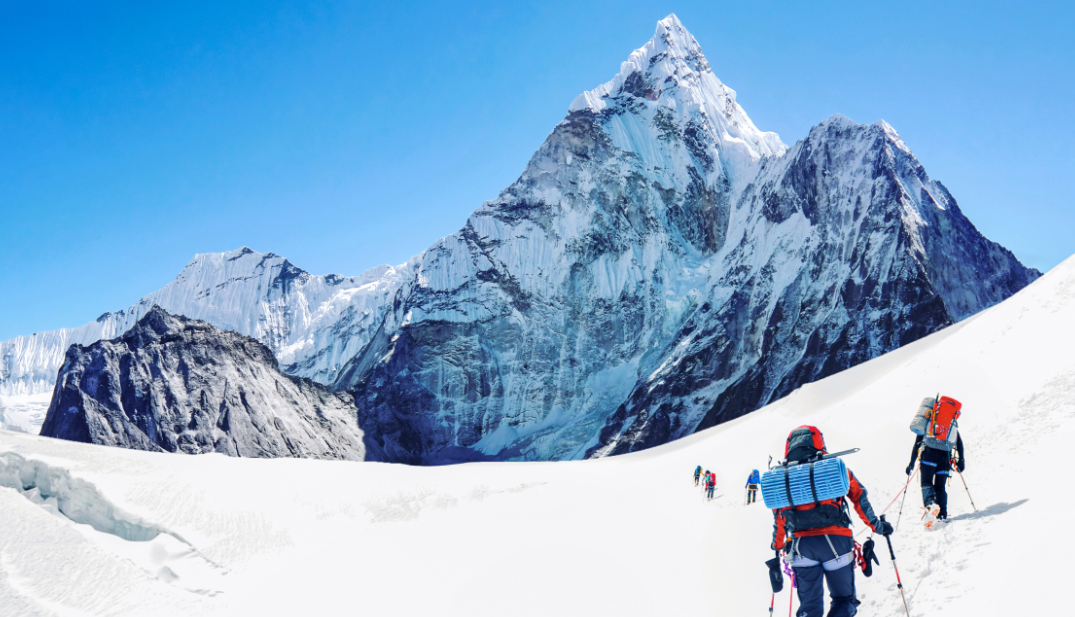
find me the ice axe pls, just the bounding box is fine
[879,515,911,617]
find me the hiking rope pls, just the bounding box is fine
[856,466,919,537]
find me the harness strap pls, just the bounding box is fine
[824,535,840,560]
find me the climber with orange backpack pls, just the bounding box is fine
[767,426,893,617]
[906,395,966,526]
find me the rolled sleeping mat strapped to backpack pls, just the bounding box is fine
[909,395,937,435]
[760,457,850,510]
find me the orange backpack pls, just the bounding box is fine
[927,396,962,441]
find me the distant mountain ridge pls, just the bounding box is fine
[0,247,408,397]
[40,307,366,459]
[10,15,1040,463]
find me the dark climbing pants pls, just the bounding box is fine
[706,486,715,499]
[790,535,858,617]
[747,486,758,503]
[919,446,951,518]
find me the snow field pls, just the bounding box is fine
[1,253,1073,615]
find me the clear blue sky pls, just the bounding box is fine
[2,1,1072,340]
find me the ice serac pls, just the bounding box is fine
[587,114,1039,456]
[39,307,366,460]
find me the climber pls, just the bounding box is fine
[694,464,703,486]
[745,469,760,505]
[906,396,966,524]
[771,426,893,617]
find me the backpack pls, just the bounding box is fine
[785,426,827,462]
[928,396,961,442]
[911,395,962,451]
[769,426,853,534]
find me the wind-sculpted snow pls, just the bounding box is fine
[39,307,366,460]
[2,15,1039,463]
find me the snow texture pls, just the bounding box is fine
[0,15,1039,464]
[1,250,1073,615]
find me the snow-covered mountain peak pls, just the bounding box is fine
[569,15,785,168]
[806,113,913,158]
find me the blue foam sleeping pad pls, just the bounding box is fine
[760,457,850,510]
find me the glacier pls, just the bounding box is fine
[4,15,1039,463]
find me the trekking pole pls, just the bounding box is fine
[894,465,919,531]
[879,515,911,617]
[781,557,796,617]
[787,571,795,617]
[769,592,775,616]
[955,469,978,512]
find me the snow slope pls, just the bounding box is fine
[2,252,1071,615]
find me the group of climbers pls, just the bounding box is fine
[756,394,970,616]
[692,466,719,500]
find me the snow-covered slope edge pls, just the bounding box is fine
[38,307,365,460]
[0,253,1070,615]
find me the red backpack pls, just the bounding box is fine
[927,396,962,441]
[777,426,852,532]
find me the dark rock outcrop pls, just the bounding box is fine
[40,307,365,460]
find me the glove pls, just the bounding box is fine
[877,520,894,536]
[861,538,880,577]
[957,459,965,473]
[765,556,784,593]
[905,464,914,476]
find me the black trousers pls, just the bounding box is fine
[919,446,951,518]
[790,535,858,617]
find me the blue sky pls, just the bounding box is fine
[2,0,1072,340]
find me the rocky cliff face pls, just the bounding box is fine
[39,307,365,460]
[11,15,1039,464]
[343,18,1037,463]
[586,116,1038,456]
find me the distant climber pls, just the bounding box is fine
[907,395,965,526]
[705,471,716,500]
[769,426,892,617]
[694,465,702,486]
[745,469,760,505]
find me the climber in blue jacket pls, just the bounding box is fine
[745,469,760,504]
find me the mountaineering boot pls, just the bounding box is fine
[923,504,941,529]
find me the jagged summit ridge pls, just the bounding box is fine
[6,17,1041,464]
[570,14,785,177]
